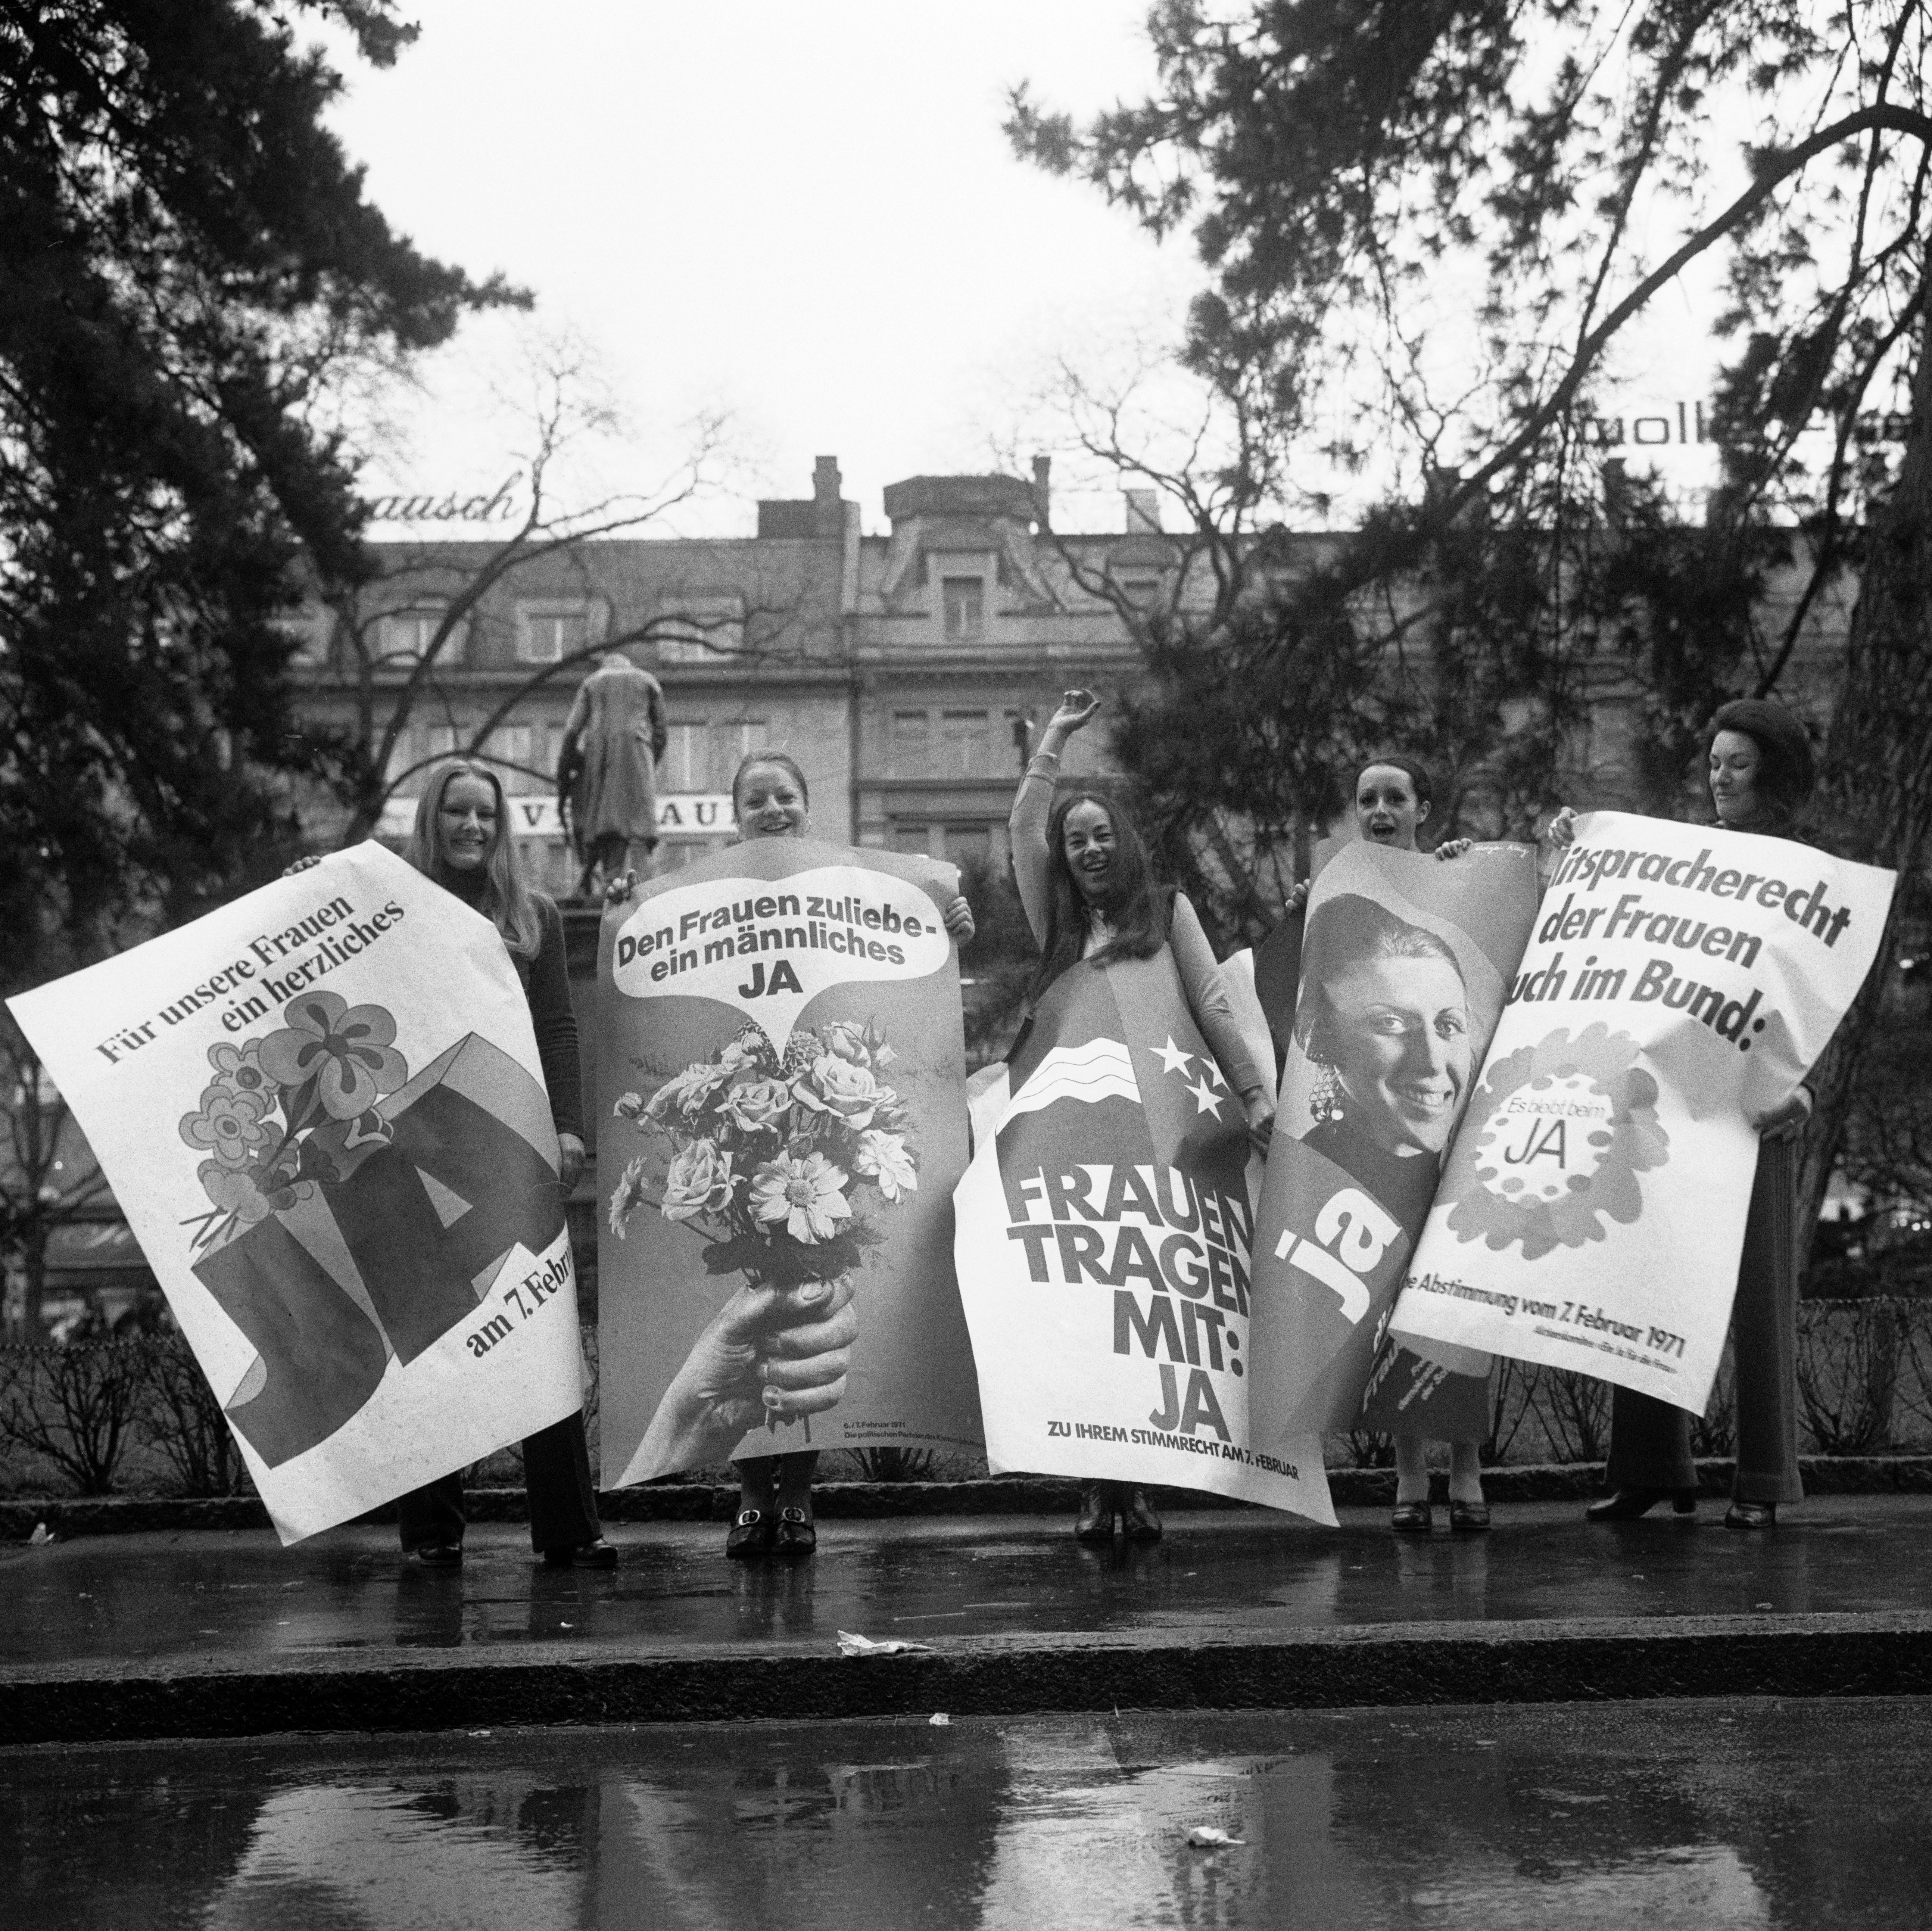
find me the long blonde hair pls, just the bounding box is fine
[407,761,546,960]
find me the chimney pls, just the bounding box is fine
[813,455,842,538]
[1031,454,1052,527]
[1124,488,1162,534]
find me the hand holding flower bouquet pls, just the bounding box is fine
[610,1017,920,1453]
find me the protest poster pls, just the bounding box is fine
[598,837,980,1484]
[1245,842,1539,1447]
[1389,812,1895,1411]
[952,949,1336,1524]
[6,844,583,1544]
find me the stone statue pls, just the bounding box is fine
[555,653,668,897]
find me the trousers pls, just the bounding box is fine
[396,1408,602,1553]
[1603,1134,1803,1505]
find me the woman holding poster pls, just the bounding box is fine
[1013,690,1274,1543]
[609,753,976,1560]
[386,762,614,1568]
[1290,759,1500,1533]
[1562,701,1819,1530]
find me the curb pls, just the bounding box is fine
[7,1456,1932,1541]
[6,1613,1931,1747]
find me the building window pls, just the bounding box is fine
[713,720,770,789]
[664,722,709,791]
[945,824,994,871]
[938,710,992,776]
[371,605,467,668]
[894,822,931,854]
[516,602,599,664]
[486,723,538,793]
[655,594,745,664]
[941,576,985,640]
[890,710,930,777]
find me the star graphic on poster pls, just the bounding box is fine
[1185,1076,1225,1117]
[1201,1059,1228,1090]
[1151,1036,1194,1077]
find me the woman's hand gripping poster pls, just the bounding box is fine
[1389,812,1894,1413]
[951,947,1337,1524]
[597,838,981,1484]
[6,844,584,1544]
[1244,843,1539,1452]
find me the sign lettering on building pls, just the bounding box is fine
[378,794,734,841]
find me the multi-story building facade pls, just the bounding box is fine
[286,458,1262,889]
[287,455,1853,894]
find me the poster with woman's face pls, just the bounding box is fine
[1247,841,1539,1446]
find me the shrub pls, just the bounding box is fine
[0,1344,148,1495]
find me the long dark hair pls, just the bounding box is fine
[407,760,546,961]
[1705,699,1814,830]
[1028,788,1172,1000]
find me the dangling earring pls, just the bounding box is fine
[1310,1062,1344,1124]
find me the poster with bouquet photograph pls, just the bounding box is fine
[597,838,980,1484]
[6,844,584,1544]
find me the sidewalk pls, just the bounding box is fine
[7,1495,1932,1744]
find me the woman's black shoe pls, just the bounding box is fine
[1120,1488,1163,1542]
[1390,1501,1433,1532]
[773,1505,817,1558]
[1074,1483,1116,1543]
[1448,1499,1491,1533]
[1584,1487,1697,1522]
[725,1508,774,1559]
[411,1541,463,1567]
[544,1537,618,1569]
[1724,1500,1777,1530]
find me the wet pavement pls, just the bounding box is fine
[9,1698,1932,1928]
[8,1496,1932,1669]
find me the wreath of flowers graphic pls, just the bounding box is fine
[1442,1024,1670,1260]
[178,991,409,1253]
[606,1015,918,1289]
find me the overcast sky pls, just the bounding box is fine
[324,1,1730,538]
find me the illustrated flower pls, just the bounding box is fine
[749,1152,853,1244]
[719,1077,792,1136]
[180,1082,274,1169]
[853,1129,918,1203]
[819,1019,872,1068]
[608,1154,651,1239]
[257,992,408,1122]
[793,1053,887,1130]
[645,1061,732,1124]
[662,1139,738,1223]
[612,1091,645,1121]
[196,1159,309,1230]
[206,1040,276,1104]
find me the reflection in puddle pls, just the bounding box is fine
[4,1700,1929,1930]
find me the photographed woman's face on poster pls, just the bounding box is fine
[1323,951,1472,1155]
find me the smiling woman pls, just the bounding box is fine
[1300,903,1473,1163]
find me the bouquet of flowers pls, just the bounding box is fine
[178,991,408,1255]
[607,1016,919,1289]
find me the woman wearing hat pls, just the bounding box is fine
[1551,698,1819,1529]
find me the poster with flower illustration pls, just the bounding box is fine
[7,843,585,1543]
[597,836,979,1484]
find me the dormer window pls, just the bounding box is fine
[942,576,985,640]
[517,599,601,664]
